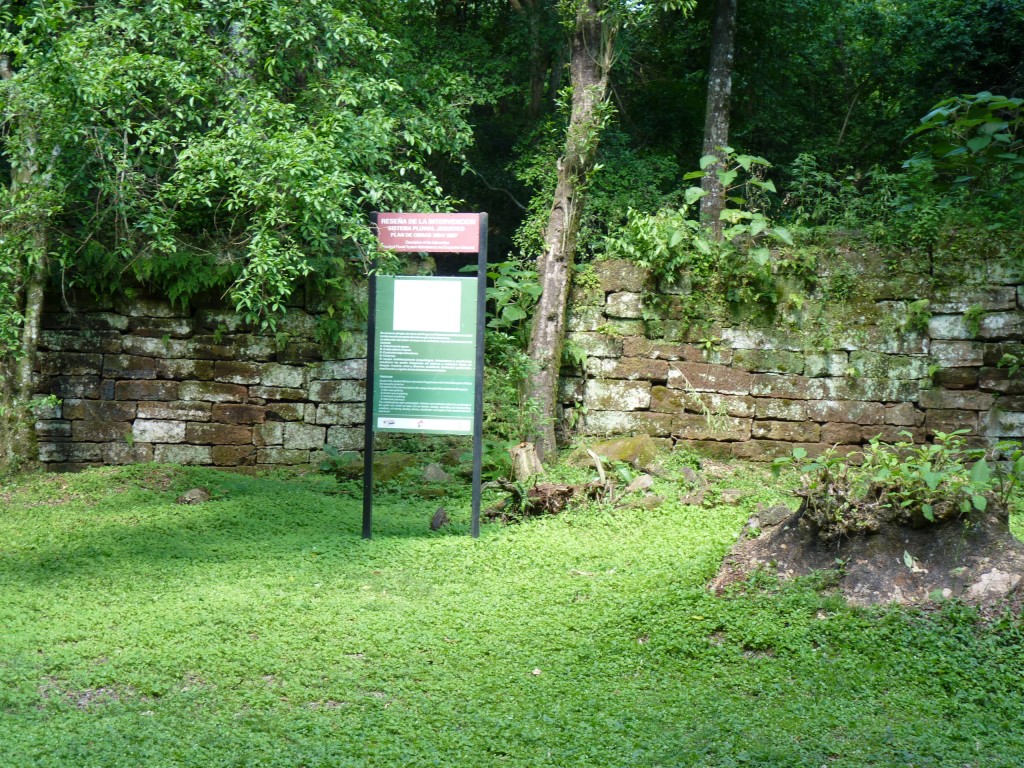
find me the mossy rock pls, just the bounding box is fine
[569,435,671,470]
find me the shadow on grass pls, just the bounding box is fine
[1,465,479,584]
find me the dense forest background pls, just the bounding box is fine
[1,0,1022,463]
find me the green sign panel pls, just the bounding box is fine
[373,276,478,435]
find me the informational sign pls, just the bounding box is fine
[373,276,477,435]
[364,211,488,539]
[376,213,481,253]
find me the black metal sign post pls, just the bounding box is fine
[363,212,488,539]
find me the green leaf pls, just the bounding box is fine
[685,186,707,205]
[699,154,719,170]
[970,457,990,485]
[922,504,934,522]
[972,495,988,511]
[903,550,914,568]
[792,447,807,460]
[966,136,992,152]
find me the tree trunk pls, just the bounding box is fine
[699,0,738,240]
[511,0,555,118]
[0,53,50,470]
[526,0,616,460]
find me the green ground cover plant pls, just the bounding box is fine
[1,459,1023,767]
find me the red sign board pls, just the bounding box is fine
[376,213,481,253]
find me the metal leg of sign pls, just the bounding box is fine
[363,217,378,540]
[471,213,488,538]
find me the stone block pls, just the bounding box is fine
[976,311,1024,341]
[38,442,103,463]
[565,332,624,359]
[918,389,995,411]
[113,296,186,318]
[250,386,308,401]
[928,315,970,340]
[863,425,925,443]
[38,352,103,376]
[885,403,924,427]
[308,380,365,403]
[260,363,308,388]
[606,292,644,319]
[257,447,313,465]
[830,377,923,403]
[115,380,181,402]
[214,361,263,385]
[849,351,930,380]
[185,423,252,445]
[558,377,585,403]
[621,337,732,365]
[933,368,979,390]
[584,380,651,411]
[982,410,1024,438]
[265,403,306,421]
[581,410,675,436]
[676,440,735,460]
[327,426,363,451]
[302,403,317,424]
[806,400,884,425]
[931,341,985,368]
[924,409,977,436]
[566,306,604,332]
[804,352,849,378]
[673,414,751,441]
[752,420,820,442]
[732,349,805,375]
[102,355,157,380]
[989,258,1024,285]
[316,403,363,425]
[178,381,246,403]
[254,423,284,447]
[211,445,257,466]
[128,317,193,339]
[103,443,155,465]
[133,419,187,443]
[42,311,128,332]
[310,359,367,381]
[821,422,862,445]
[137,400,212,421]
[594,260,649,293]
[153,444,213,465]
[585,357,669,382]
[156,358,215,381]
[195,310,250,333]
[930,287,1018,313]
[276,342,329,365]
[720,327,802,352]
[48,376,101,400]
[62,399,137,421]
[668,362,753,395]
[979,368,1024,395]
[121,335,190,359]
[750,374,823,400]
[283,422,326,450]
[41,329,122,354]
[731,440,822,462]
[34,419,71,439]
[212,404,266,424]
[753,398,807,421]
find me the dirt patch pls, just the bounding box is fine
[712,504,1024,609]
[38,677,138,709]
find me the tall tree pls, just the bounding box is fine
[699,0,737,239]
[525,0,617,460]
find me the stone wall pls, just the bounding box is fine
[33,292,367,471]
[559,254,1024,459]
[30,246,1024,470]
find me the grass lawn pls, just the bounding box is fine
[1,457,1023,767]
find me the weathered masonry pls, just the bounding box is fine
[33,293,366,471]
[32,248,1024,470]
[558,255,1023,459]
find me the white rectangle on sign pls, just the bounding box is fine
[377,417,472,432]
[392,279,462,333]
